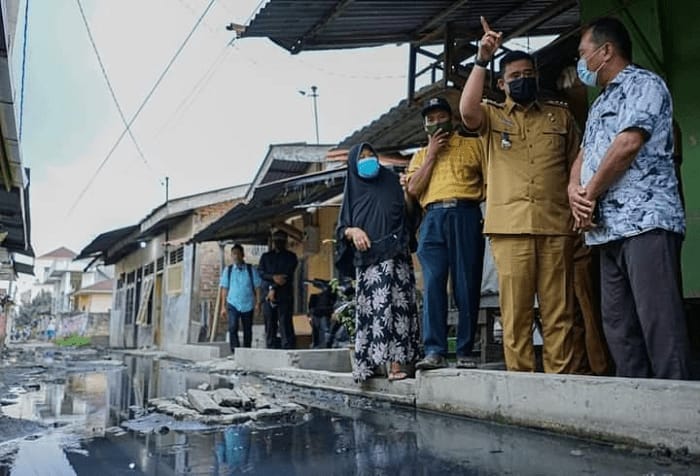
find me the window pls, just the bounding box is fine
[167,264,183,294]
[169,247,184,265]
[166,247,185,295]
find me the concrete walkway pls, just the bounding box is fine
[197,347,700,455]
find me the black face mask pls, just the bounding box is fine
[507,77,538,104]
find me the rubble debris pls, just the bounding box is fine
[147,384,307,425]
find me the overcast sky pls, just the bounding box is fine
[13,0,410,256]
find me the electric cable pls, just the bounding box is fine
[74,0,157,177]
[68,0,216,216]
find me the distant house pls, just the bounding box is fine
[76,184,249,356]
[34,247,83,315]
[72,278,113,313]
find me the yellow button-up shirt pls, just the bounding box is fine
[406,133,485,208]
[478,97,579,235]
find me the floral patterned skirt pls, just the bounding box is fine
[353,254,420,382]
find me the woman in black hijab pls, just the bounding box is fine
[336,142,420,382]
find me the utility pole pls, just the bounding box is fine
[310,85,319,144]
[299,86,320,144]
[164,176,170,244]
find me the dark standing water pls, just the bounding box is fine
[0,352,697,475]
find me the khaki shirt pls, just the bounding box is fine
[407,133,485,208]
[478,97,579,235]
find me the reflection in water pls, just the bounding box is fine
[0,355,697,475]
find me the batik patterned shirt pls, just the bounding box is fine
[581,65,685,245]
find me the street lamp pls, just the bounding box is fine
[298,85,320,144]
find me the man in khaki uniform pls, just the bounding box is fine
[460,17,579,373]
[571,237,612,375]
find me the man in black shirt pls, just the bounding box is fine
[258,230,299,349]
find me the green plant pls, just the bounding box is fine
[55,335,91,347]
[329,278,356,339]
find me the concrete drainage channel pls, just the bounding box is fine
[0,345,698,474]
[206,347,700,457]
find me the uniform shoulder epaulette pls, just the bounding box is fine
[483,98,505,108]
[543,99,570,108]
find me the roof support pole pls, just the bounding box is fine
[408,44,417,102]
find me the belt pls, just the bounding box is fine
[425,199,479,210]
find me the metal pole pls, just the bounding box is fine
[164,176,170,244]
[310,85,319,144]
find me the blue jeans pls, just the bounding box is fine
[417,204,484,357]
[227,304,253,351]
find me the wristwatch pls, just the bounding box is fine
[475,57,489,68]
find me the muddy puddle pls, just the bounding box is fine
[0,349,697,475]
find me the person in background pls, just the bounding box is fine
[336,142,420,382]
[258,230,298,349]
[219,244,261,353]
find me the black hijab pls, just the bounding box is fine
[335,143,409,270]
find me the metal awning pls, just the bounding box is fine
[75,225,139,261]
[337,30,580,154]
[243,0,579,54]
[0,8,32,257]
[13,261,34,276]
[194,167,347,244]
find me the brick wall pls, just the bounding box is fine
[193,199,240,233]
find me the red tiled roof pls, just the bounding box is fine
[37,246,77,260]
[75,279,114,294]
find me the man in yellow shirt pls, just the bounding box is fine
[407,97,485,370]
[460,17,579,373]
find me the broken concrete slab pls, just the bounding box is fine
[186,389,221,415]
[266,368,415,406]
[228,348,352,373]
[148,383,307,425]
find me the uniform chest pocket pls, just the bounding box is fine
[490,125,520,153]
[541,125,567,151]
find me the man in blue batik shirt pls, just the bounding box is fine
[569,17,690,379]
[219,244,262,353]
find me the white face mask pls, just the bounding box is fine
[576,44,606,87]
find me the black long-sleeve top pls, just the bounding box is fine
[257,248,298,299]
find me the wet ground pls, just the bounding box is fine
[0,344,698,475]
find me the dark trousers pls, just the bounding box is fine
[311,314,331,349]
[263,298,295,349]
[417,204,484,357]
[227,305,253,352]
[599,229,690,379]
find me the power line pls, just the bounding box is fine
[68,0,216,216]
[74,0,157,177]
[18,0,30,141]
[153,40,233,140]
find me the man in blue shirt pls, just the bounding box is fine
[219,244,261,353]
[569,17,690,379]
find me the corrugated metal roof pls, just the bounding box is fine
[0,7,32,257]
[338,32,581,153]
[243,0,579,54]
[245,143,334,201]
[75,226,138,260]
[194,167,346,244]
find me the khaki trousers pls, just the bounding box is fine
[572,240,612,375]
[490,235,575,373]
